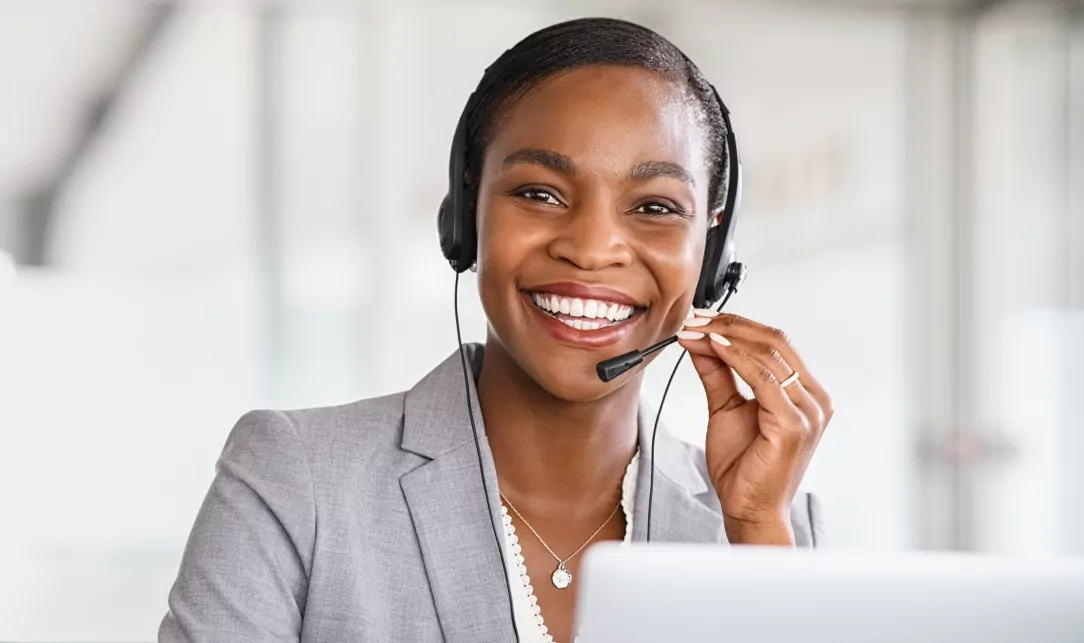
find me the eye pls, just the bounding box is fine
[633,200,687,217]
[514,187,563,206]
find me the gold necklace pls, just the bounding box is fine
[499,492,621,590]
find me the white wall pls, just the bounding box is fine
[969,1,1081,555]
[1,5,265,641]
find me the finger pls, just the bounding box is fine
[725,336,824,431]
[681,332,819,425]
[703,333,808,442]
[689,312,818,385]
[699,385,760,478]
[688,312,832,412]
[683,345,758,480]
[677,332,746,415]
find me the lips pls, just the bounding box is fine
[519,282,647,348]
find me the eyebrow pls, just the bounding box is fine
[502,148,577,175]
[626,161,695,186]
[501,148,695,186]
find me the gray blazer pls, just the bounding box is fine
[159,344,825,643]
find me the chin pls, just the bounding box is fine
[526,354,628,403]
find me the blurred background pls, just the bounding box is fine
[0,0,1081,640]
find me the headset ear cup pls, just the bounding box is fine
[694,226,721,309]
[460,195,478,271]
[438,195,456,262]
[438,192,477,273]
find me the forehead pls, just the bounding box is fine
[485,65,710,179]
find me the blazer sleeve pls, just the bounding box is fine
[159,410,316,643]
[790,491,826,548]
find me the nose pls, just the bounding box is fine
[547,199,634,271]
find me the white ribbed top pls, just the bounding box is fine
[500,451,639,643]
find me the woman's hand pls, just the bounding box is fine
[676,311,833,546]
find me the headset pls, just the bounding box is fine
[438,60,746,642]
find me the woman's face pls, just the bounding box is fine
[476,65,714,401]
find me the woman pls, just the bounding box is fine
[159,17,831,643]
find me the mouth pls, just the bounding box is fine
[524,290,646,331]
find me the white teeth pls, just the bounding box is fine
[559,318,602,331]
[530,292,638,325]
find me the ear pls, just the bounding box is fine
[712,208,726,227]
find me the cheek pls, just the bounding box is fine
[653,231,706,296]
[474,198,550,316]
[643,230,706,328]
[476,201,532,279]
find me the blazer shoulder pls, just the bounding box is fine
[220,390,409,492]
[295,392,410,457]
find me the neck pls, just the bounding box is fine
[476,340,640,519]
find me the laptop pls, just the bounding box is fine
[574,543,1084,643]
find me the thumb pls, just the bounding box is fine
[687,348,746,415]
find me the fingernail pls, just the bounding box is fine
[709,333,731,346]
[682,317,712,328]
[693,308,719,317]
[676,330,705,341]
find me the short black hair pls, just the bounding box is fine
[463,17,729,216]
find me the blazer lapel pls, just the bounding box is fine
[399,346,515,643]
[631,402,728,545]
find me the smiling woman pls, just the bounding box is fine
[159,17,831,643]
[473,61,720,408]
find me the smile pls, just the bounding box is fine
[527,291,642,330]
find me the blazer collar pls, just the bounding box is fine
[400,344,484,459]
[399,345,512,642]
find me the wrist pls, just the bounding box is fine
[724,515,795,547]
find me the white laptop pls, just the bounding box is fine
[575,543,1084,643]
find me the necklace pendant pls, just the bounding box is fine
[552,562,572,589]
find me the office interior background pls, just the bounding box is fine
[0,0,1081,640]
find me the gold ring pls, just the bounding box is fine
[780,372,800,388]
